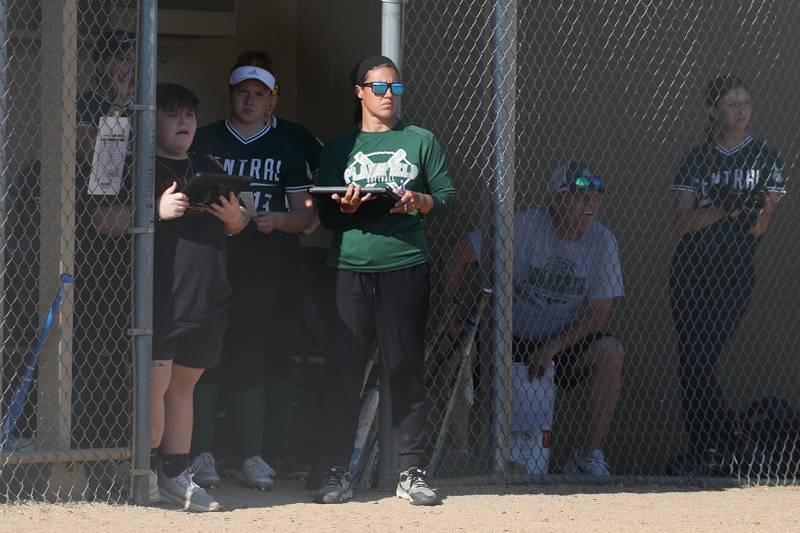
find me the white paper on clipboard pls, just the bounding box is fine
[88,115,130,195]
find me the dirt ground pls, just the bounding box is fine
[1,480,799,533]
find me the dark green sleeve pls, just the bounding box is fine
[423,134,456,216]
[763,147,786,194]
[284,145,313,194]
[671,146,700,193]
[317,141,353,229]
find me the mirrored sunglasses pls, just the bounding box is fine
[568,175,605,194]
[361,82,405,96]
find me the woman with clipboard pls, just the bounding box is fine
[314,55,456,506]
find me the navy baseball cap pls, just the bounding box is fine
[548,161,606,194]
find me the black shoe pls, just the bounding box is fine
[314,466,352,504]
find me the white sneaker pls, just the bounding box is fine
[396,467,440,506]
[149,469,161,504]
[238,455,275,491]
[158,466,220,512]
[561,449,611,476]
[190,452,221,488]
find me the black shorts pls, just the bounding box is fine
[153,315,228,369]
[512,331,612,390]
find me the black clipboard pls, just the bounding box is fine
[181,172,252,207]
[309,185,401,212]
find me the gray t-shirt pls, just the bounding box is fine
[468,207,623,342]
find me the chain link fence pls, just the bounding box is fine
[405,0,800,485]
[2,0,800,507]
[0,0,138,502]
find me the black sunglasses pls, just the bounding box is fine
[360,82,405,96]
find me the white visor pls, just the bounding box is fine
[229,66,276,91]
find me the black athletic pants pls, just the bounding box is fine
[669,235,755,457]
[325,263,431,472]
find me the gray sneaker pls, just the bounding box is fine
[190,452,221,489]
[149,469,160,504]
[236,455,275,491]
[158,466,220,512]
[561,449,611,476]
[314,466,352,504]
[396,467,440,506]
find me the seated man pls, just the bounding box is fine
[446,161,624,475]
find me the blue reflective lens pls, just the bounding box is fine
[364,82,405,95]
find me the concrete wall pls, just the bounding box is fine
[156,0,379,138]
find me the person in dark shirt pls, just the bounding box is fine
[189,50,314,492]
[668,75,786,474]
[72,33,137,450]
[149,83,248,512]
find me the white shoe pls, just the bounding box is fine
[158,466,220,512]
[238,455,275,491]
[190,452,221,488]
[396,467,440,506]
[149,469,161,504]
[561,449,611,475]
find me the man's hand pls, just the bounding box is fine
[109,62,135,106]
[92,205,131,237]
[158,181,189,220]
[527,344,556,381]
[210,191,248,234]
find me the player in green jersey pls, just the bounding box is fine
[314,55,455,506]
[189,51,315,491]
[668,75,786,474]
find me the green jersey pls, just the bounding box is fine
[671,135,785,251]
[191,118,312,230]
[318,120,456,272]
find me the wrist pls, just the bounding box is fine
[273,211,289,231]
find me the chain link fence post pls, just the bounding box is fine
[131,0,155,507]
[489,0,516,477]
[375,0,408,492]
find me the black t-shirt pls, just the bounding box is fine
[154,154,231,338]
[74,89,133,327]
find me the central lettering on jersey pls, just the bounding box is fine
[517,256,586,307]
[697,168,760,206]
[343,149,419,188]
[219,157,283,182]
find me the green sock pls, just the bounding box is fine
[192,384,220,454]
[229,386,265,459]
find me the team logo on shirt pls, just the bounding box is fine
[517,256,586,307]
[344,149,419,188]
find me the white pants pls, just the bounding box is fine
[511,361,555,431]
[510,361,555,474]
